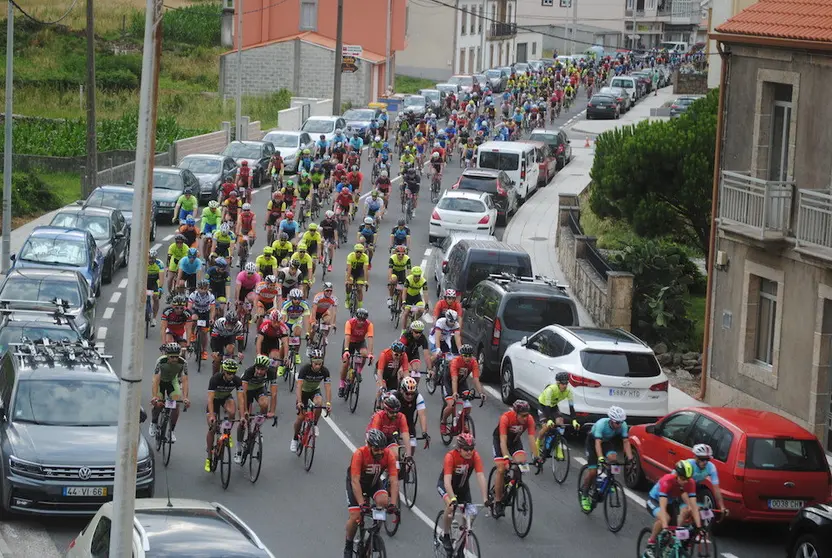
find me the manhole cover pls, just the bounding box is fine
[528,236,548,241]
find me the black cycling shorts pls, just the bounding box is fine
[436,474,471,503]
[259,335,283,355]
[300,389,322,408]
[345,470,386,510]
[245,385,270,409]
[211,335,236,353]
[207,395,232,415]
[584,435,621,462]
[492,433,524,461]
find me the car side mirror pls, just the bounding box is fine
[84,298,95,311]
[645,424,656,435]
[520,336,528,346]
[9,254,14,262]
[75,199,84,205]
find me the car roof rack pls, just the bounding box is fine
[0,298,83,334]
[486,273,569,291]
[9,338,111,369]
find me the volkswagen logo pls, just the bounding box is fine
[78,467,92,481]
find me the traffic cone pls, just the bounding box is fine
[584,136,591,148]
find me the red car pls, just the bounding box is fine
[524,140,557,187]
[626,407,832,523]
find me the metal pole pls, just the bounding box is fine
[570,0,577,55]
[385,0,392,91]
[85,0,98,198]
[108,0,162,554]
[333,0,344,113]
[479,0,486,72]
[631,3,637,50]
[2,1,13,274]
[235,0,243,140]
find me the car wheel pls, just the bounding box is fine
[121,242,129,268]
[476,346,492,382]
[103,258,114,284]
[428,235,436,244]
[624,446,646,489]
[791,534,826,558]
[500,359,516,404]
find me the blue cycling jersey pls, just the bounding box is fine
[686,458,719,485]
[332,134,347,145]
[366,200,382,212]
[391,226,409,240]
[279,219,298,237]
[358,226,375,239]
[335,183,353,193]
[590,418,629,441]
[178,256,202,275]
[316,140,328,152]
[299,158,313,172]
[350,138,363,151]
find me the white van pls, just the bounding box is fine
[659,41,688,53]
[609,76,638,103]
[476,141,540,201]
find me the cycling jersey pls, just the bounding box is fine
[368,409,410,440]
[357,225,376,243]
[399,331,428,360]
[178,225,199,247]
[449,356,479,382]
[404,275,427,297]
[396,391,425,431]
[236,271,261,291]
[188,290,215,314]
[319,219,337,241]
[211,317,244,339]
[336,192,354,209]
[178,256,202,276]
[442,448,484,489]
[279,219,299,238]
[255,255,279,276]
[147,258,165,289]
[277,267,303,288]
[161,307,191,328]
[538,383,574,408]
[167,243,189,271]
[296,363,331,393]
[281,300,311,322]
[364,198,383,215]
[154,355,188,384]
[312,292,339,313]
[649,473,696,502]
[433,299,462,319]
[301,231,322,251]
[239,212,254,233]
[176,194,197,211]
[495,410,536,442]
[430,317,458,349]
[290,252,314,274]
[201,208,221,228]
[271,240,294,262]
[391,226,410,245]
[344,318,374,343]
[254,281,280,304]
[212,229,235,247]
[206,266,229,298]
[376,348,409,381]
[207,371,242,400]
[241,365,276,392]
[686,459,720,485]
[388,254,411,273]
[346,252,369,271]
[589,418,629,441]
[258,317,289,338]
[348,445,397,488]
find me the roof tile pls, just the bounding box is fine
[715,0,832,42]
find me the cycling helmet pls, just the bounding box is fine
[366,428,387,450]
[336,163,345,171]
[390,341,405,354]
[185,215,195,225]
[269,309,281,322]
[187,247,198,257]
[607,406,627,423]
[444,309,458,323]
[228,190,238,197]
[395,245,406,254]
[432,152,440,159]
[411,266,423,276]
[397,218,406,226]
[301,171,310,179]
[308,223,318,231]
[512,399,531,414]
[355,308,369,319]
[371,190,379,198]
[197,278,210,288]
[148,249,158,258]
[264,274,276,283]
[279,232,289,241]
[381,170,389,178]
[353,244,365,252]
[444,289,457,298]
[297,243,308,251]
[363,217,374,225]
[322,281,334,290]
[174,234,186,242]
[220,223,231,233]
[171,295,187,306]
[215,257,227,267]
[382,393,401,412]
[307,348,324,360]
[325,210,335,219]
[692,444,714,459]
[459,344,474,357]
[400,376,417,394]
[335,128,343,135]
[674,460,694,480]
[374,135,381,142]
[263,246,274,255]
[254,355,271,368]
[290,259,300,268]
[184,188,193,195]
[221,359,239,374]
[240,160,248,167]
[289,288,304,299]
[162,342,180,355]
[244,262,256,273]
[555,371,570,384]
[285,211,294,219]
[410,320,425,332]
[242,203,251,211]
[285,180,295,188]
[456,432,475,450]
[208,200,219,209]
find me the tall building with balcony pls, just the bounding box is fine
[706,0,757,87]
[709,0,832,457]
[624,0,705,49]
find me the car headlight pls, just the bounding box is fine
[137,457,153,475]
[9,456,43,478]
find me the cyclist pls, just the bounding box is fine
[429,309,461,373]
[375,169,392,208]
[437,432,488,554]
[237,355,278,464]
[277,259,304,300]
[400,266,429,329]
[492,400,540,518]
[235,262,261,309]
[236,160,252,190]
[204,359,245,472]
[345,244,370,309]
[278,210,300,246]
[300,223,324,268]
[210,312,244,373]
[223,190,242,225]
[403,166,421,213]
[386,245,411,308]
[176,248,202,294]
[280,288,312,353]
[680,444,728,522]
[147,249,165,327]
[535,371,580,456]
[399,320,430,377]
[289,243,315,295]
[439,344,486,434]
[188,279,216,361]
[265,190,285,240]
[160,295,193,347]
[149,343,191,441]
[334,184,354,225]
[253,274,281,321]
[389,219,410,252]
[311,281,339,334]
[368,392,411,450]
[580,406,634,512]
[338,308,374,397]
[644,460,704,558]
[433,289,462,321]
[375,341,409,394]
[267,150,284,184]
[363,190,384,223]
[396,376,429,457]
[206,257,231,308]
[291,348,332,452]
[254,246,279,278]
[200,201,222,256]
[319,211,338,273]
[166,234,189,292]
[255,309,289,377]
[356,217,377,267]
[343,429,399,558]
[173,188,198,224]
[271,232,294,265]
[178,215,200,248]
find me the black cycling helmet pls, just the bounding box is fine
[366,428,387,450]
[382,393,401,412]
[355,308,369,319]
[555,371,570,384]
[459,344,474,357]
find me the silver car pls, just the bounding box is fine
[432,231,497,298]
[177,154,237,201]
[262,130,314,173]
[598,86,632,113]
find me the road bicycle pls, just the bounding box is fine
[238,411,277,483]
[429,351,455,396]
[487,460,534,538]
[191,314,210,373]
[439,389,484,446]
[153,398,185,467]
[576,459,628,532]
[342,350,366,413]
[533,420,576,484]
[321,243,334,280]
[346,282,364,318]
[350,501,388,558]
[432,503,484,558]
[145,290,154,339]
[393,431,430,509]
[308,318,331,358]
[389,283,404,327]
[283,334,303,392]
[208,417,240,490]
[237,235,252,269]
[636,524,717,558]
[295,401,329,472]
[430,171,442,204]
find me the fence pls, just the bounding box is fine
[795,188,832,257]
[564,206,616,281]
[276,98,334,132]
[90,151,173,189]
[1,150,138,174]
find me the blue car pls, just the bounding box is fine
[11,226,104,297]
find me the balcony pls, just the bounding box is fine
[717,170,794,241]
[487,22,516,40]
[795,189,832,262]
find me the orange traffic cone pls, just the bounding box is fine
[584,136,591,148]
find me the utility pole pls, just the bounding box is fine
[631,2,637,50]
[479,0,486,72]
[2,1,14,274]
[570,0,578,55]
[235,0,243,140]
[85,0,98,197]
[332,0,344,113]
[108,0,162,554]
[385,0,392,92]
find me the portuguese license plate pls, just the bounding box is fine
[63,487,107,497]
[768,499,803,510]
[609,388,640,398]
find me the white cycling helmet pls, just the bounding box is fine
[607,406,627,423]
[244,262,257,273]
[692,444,713,459]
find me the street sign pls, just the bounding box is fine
[341,56,358,73]
[342,45,363,58]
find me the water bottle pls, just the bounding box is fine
[450,518,459,535]
[452,415,458,430]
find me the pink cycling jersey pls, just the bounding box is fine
[236,271,261,290]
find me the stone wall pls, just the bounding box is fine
[673,71,708,95]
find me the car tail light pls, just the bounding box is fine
[671,104,679,109]
[478,215,490,224]
[649,381,668,392]
[431,210,441,220]
[68,539,76,550]
[568,373,601,388]
[587,103,593,107]
[520,168,525,179]
[491,317,501,346]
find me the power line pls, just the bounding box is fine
[9,0,79,25]
[243,0,292,16]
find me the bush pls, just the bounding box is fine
[130,3,222,47]
[0,172,62,216]
[608,238,704,350]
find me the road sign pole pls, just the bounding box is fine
[332,0,344,112]
[2,0,14,274]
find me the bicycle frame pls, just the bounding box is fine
[449,390,483,436]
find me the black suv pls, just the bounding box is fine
[460,274,579,381]
[0,340,154,516]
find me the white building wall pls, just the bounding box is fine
[397,0,455,81]
[515,0,625,35]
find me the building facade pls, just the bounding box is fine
[709,0,832,457]
[706,0,757,87]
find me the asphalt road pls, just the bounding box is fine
[3,100,788,558]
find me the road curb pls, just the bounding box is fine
[0,531,11,558]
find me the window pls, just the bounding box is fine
[90,517,112,558]
[476,286,501,320]
[769,84,793,181]
[746,438,828,472]
[470,6,477,34]
[579,350,662,378]
[504,296,575,331]
[755,278,778,365]
[461,6,467,35]
[459,48,466,74]
[659,411,697,445]
[709,426,734,463]
[686,415,734,461]
[468,47,475,74]
[532,42,537,56]
[542,0,554,5]
[477,7,482,33]
[299,0,317,31]
[507,3,512,22]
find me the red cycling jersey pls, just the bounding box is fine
[443,448,484,488]
[368,409,410,440]
[497,410,536,441]
[344,318,374,343]
[449,356,479,381]
[258,318,289,338]
[433,299,462,320]
[336,191,353,209]
[349,445,398,486]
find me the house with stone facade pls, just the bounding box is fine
[707,0,832,458]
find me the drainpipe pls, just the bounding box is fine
[698,40,730,402]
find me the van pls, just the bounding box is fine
[658,41,688,53]
[439,239,533,296]
[476,141,540,202]
[609,76,638,103]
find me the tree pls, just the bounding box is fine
[588,88,718,255]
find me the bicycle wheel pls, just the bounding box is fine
[432,510,446,558]
[155,414,166,453]
[248,431,263,483]
[369,533,387,558]
[511,482,533,538]
[195,333,203,374]
[551,436,570,484]
[439,413,454,446]
[603,479,627,533]
[384,507,400,537]
[486,466,497,503]
[405,200,412,224]
[462,530,481,557]
[693,529,719,558]
[463,415,475,438]
[288,362,297,392]
[162,417,174,468]
[402,459,418,508]
[636,527,653,558]
[219,439,232,489]
[295,422,306,457]
[348,376,360,413]
[576,464,595,514]
[425,369,437,394]
[303,426,316,472]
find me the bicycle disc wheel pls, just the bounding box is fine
[636,527,652,558]
[348,378,360,413]
[370,533,387,558]
[162,419,174,467]
[551,437,570,484]
[220,440,232,489]
[603,479,627,533]
[511,483,533,538]
[384,508,400,537]
[248,432,263,483]
[402,460,418,508]
[463,415,475,438]
[303,428,316,472]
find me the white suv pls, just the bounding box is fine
[500,326,668,423]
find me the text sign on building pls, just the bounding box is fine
[342,45,363,58]
[341,56,358,73]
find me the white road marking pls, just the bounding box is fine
[483,385,501,401]
[151,243,162,252]
[102,307,114,320]
[97,327,108,340]
[109,291,122,304]
[118,278,128,289]
[721,554,740,558]
[419,259,427,269]
[423,248,432,257]
[163,234,174,241]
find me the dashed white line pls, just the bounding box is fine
[109,291,122,304]
[102,307,114,320]
[118,278,128,289]
[483,385,501,401]
[163,234,174,241]
[423,248,432,257]
[97,327,108,340]
[151,243,162,252]
[721,554,740,558]
[419,259,427,269]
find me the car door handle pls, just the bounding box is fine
[548,367,555,371]
[529,360,536,364]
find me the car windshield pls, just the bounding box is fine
[458,176,497,194]
[0,277,82,306]
[486,70,502,78]
[529,132,556,145]
[86,190,133,212]
[437,197,486,213]
[467,261,532,291]
[19,237,88,267]
[221,143,261,159]
[152,171,184,191]
[422,91,439,101]
[0,326,82,354]
[502,297,575,331]
[449,76,473,86]
[590,96,615,104]
[50,213,110,241]
[746,438,828,472]
[515,64,529,72]
[478,151,519,171]
[13,379,120,426]
[610,78,632,88]
[579,350,661,378]
[179,158,221,174]
[263,133,299,148]
[302,119,335,133]
[405,96,425,107]
[437,85,455,94]
[676,98,696,106]
[343,109,375,120]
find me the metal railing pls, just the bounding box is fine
[795,188,832,257]
[586,242,615,280]
[567,208,582,235]
[487,22,516,39]
[718,170,794,239]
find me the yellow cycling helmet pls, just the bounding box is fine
[297,242,308,251]
[308,223,318,231]
[411,266,423,276]
[354,244,365,252]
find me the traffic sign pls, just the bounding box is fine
[341,56,358,73]
[342,45,363,58]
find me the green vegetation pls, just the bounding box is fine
[0,171,74,219]
[684,293,707,352]
[129,2,222,47]
[395,75,436,94]
[579,196,642,250]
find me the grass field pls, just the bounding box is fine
[395,75,437,94]
[685,293,706,351]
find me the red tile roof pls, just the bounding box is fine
[715,0,832,42]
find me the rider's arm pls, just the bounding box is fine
[681,492,702,528]
[366,323,374,355]
[349,452,366,504]
[150,368,161,400]
[180,368,189,403]
[442,453,457,500]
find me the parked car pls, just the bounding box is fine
[429,190,497,244]
[12,227,104,297]
[177,154,237,201]
[432,232,497,298]
[512,62,530,76]
[82,185,157,242]
[261,130,314,173]
[50,206,129,284]
[529,128,572,170]
[786,503,832,558]
[609,75,639,103]
[437,238,532,297]
[626,407,832,522]
[501,327,669,422]
[484,69,507,92]
[0,318,85,357]
[151,167,197,222]
[436,83,460,98]
[419,89,444,116]
[527,60,544,73]
[300,115,346,144]
[598,86,632,113]
[448,74,475,94]
[473,74,489,90]
[451,168,518,224]
[0,341,154,516]
[630,70,654,94]
[524,140,557,187]
[587,94,620,120]
[461,275,578,381]
[0,269,96,339]
[342,107,380,142]
[670,96,699,118]
[220,140,275,189]
[402,94,429,119]
[67,499,275,557]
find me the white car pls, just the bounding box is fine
[300,115,346,144]
[432,231,497,297]
[261,130,315,173]
[500,326,669,423]
[428,190,497,244]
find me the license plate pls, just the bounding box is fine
[768,499,804,510]
[164,399,177,409]
[372,508,387,521]
[609,388,640,398]
[675,529,690,541]
[320,324,329,331]
[518,464,530,473]
[289,337,300,346]
[63,487,107,497]
[197,319,206,327]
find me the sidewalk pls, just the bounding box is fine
[0,207,63,258]
[503,89,704,411]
